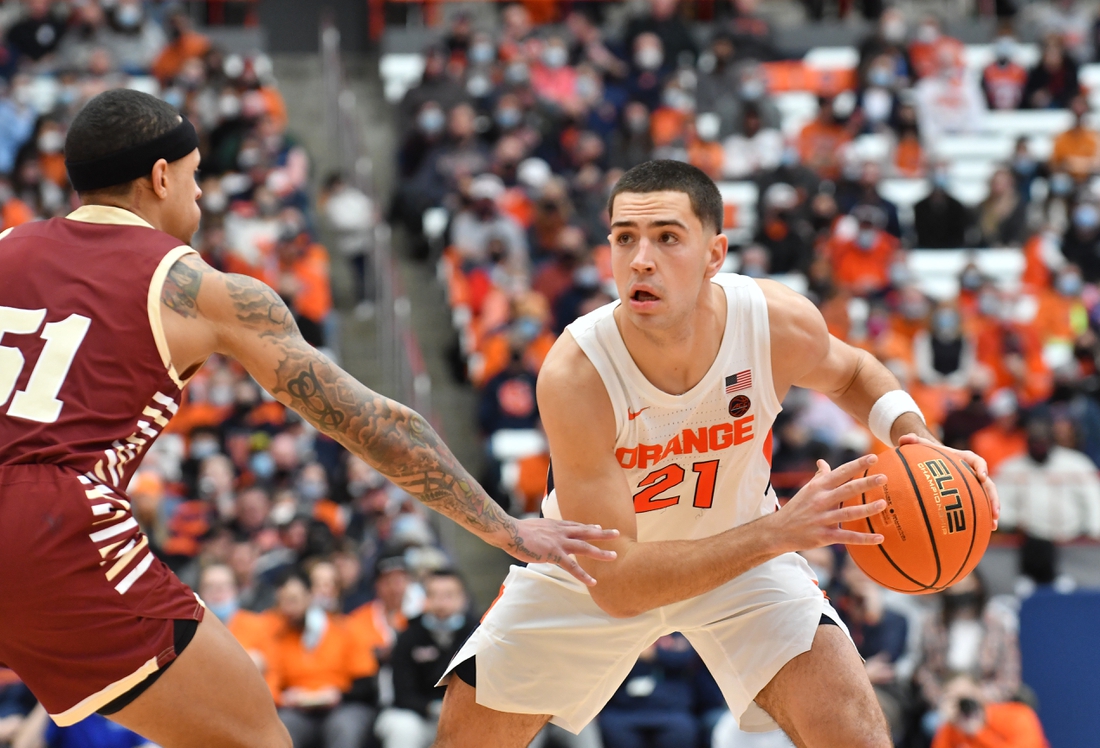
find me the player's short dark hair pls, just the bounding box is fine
[607,160,724,235]
[65,89,181,197]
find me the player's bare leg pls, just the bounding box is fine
[106,614,290,748]
[753,624,890,748]
[433,675,549,748]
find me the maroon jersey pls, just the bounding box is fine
[0,205,194,490]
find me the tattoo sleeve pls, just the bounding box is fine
[215,273,531,556]
[162,257,205,319]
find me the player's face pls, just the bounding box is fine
[608,191,726,331]
[162,148,202,245]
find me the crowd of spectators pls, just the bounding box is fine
[392,0,1100,745]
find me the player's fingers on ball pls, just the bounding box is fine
[830,499,888,524]
[822,454,878,490]
[834,528,885,545]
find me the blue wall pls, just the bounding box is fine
[1019,589,1100,748]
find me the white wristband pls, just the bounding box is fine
[868,390,925,446]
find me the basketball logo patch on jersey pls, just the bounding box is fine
[725,370,751,393]
[728,395,751,418]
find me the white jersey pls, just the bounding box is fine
[543,273,782,542]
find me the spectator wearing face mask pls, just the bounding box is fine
[1061,201,1100,282]
[451,174,529,274]
[996,414,1100,584]
[915,571,1021,737]
[610,102,655,170]
[1034,265,1088,348]
[983,35,1028,110]
[914,167,975,248]
[721,103,783,179]
[973,292,1053,407]
[267,572,378,748]
[857,8,912,84]
[274,213,333,349]
[1023,33,1079,109]
[687,113,725,180]
[838,161,901,239]
[825,207,899,296]
[626,33,670,112]
[6,0,67,63]
[374,570,476,748]
[198,564,276,674]
[971,388,1028,473]
[914,46,987,142]
[475,292,556,387]
[530,36,577,107]
[554,257,606,332]
[908,16,964,81]
[151,11,210,84]
[477,336,540,436]
[623,0,698,69]
[1051,96,1099,181]
[400,101,448,179]
[977,168,1028,247]
[931,675,1049,748]
[914,302,976,389]
[755,182,815,275]
[797,93,855,181]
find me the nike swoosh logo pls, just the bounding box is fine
[627,407,649,420]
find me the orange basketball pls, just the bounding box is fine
[840,444,993,594]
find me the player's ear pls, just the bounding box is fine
[150,158,170,199]
[703,230,727,279]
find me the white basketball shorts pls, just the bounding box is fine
[439,551,850,734]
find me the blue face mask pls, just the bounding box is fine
[1057,273,1083,296]
[209,599,239,624]
[423,613,465,633]
[250,451,276,481]
[933,309,960,335]
[932,172,950,190]
[856,228,877,250]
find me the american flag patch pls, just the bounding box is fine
[725,370,752,393]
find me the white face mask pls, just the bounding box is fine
[37,130,64,154]
[635,46,664,71]
[542,46,568,69]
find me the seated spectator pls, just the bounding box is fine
[152,11,210,84]
[755,182,815,275]
[913,302,976,388]
[687,113,725,180]
[477,340,540,435]
[982,34,1028,110]
[374,570,477,748]
[971,388,1028,473]
[598,634,699,748]
[908,16,963,80]
[856,9,912,85]
[797,94,854,181]
[12,705,150,748]
[721,0,777,62]
[931,675,1049,748]
[623,0,698,69]
[198,564,275,673]
[915,571,1021,737]
[267,573,377,748]
[6,0,67,64]
[1033,264,1088,346]
[973,295,1054,406]
[914,168,974,248]
[1050,95,1099,181]
[837,161,901,239]
[1009,137,1041,201]
[977,168,1028,247]
[721,103,783,179]
[914,47,986,141]
[1023,33,1079,109]
[626,33,671,113]
[893,104,925,177]
[349,556,412,669]
[274,211,333,349]
[530,35,577,107]
[1062,201,1100,282]
[835,556,910,744]
[858,54,904,134]
[824,207,899,296]
[610,102,655,171]
[451,174,529,274]
[996,413,1100,584]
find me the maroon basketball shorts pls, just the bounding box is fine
[0,464,204,725]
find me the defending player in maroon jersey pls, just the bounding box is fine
[0,89,616,747]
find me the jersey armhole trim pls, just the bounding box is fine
[147,245,198,390]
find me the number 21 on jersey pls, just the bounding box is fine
[634,460,720,513]
[0,306,91,423]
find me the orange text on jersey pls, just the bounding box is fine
[616,416,755,470]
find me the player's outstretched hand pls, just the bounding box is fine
[897,433,1000,530]
[771,455,888,553]
[506,518,619,586]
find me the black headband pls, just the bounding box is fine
[65,117,199,192]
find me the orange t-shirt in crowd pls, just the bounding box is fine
[974,322,1052,406]
[909,36,964,79]
[826,231,898,294]
[1033,289,1086,344]
[972,424,1027,474]
[1020,234,1053,290]
[152,32,212,83]
[688,140,725,180]
[285,244,333,324]
[474,330,556,386]
[895,135,924,177]
[1050,126,1100,180]
[650,108,688,148]
[983,62,1028,109]
[1,198,33,230]
[797,119,852,180]
[348,599,408,656]
[227,609,279,660]
[265,614,377,704]
[931,701,1049,748]
[40,152,67,188]
[259,86,288,132]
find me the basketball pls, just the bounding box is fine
[840,444,993,594]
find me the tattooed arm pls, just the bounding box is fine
[159,253,616,583]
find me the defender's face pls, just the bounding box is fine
[609,191,724,330]
[164,148,202,244]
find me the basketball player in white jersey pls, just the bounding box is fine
[432,161,999,748]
